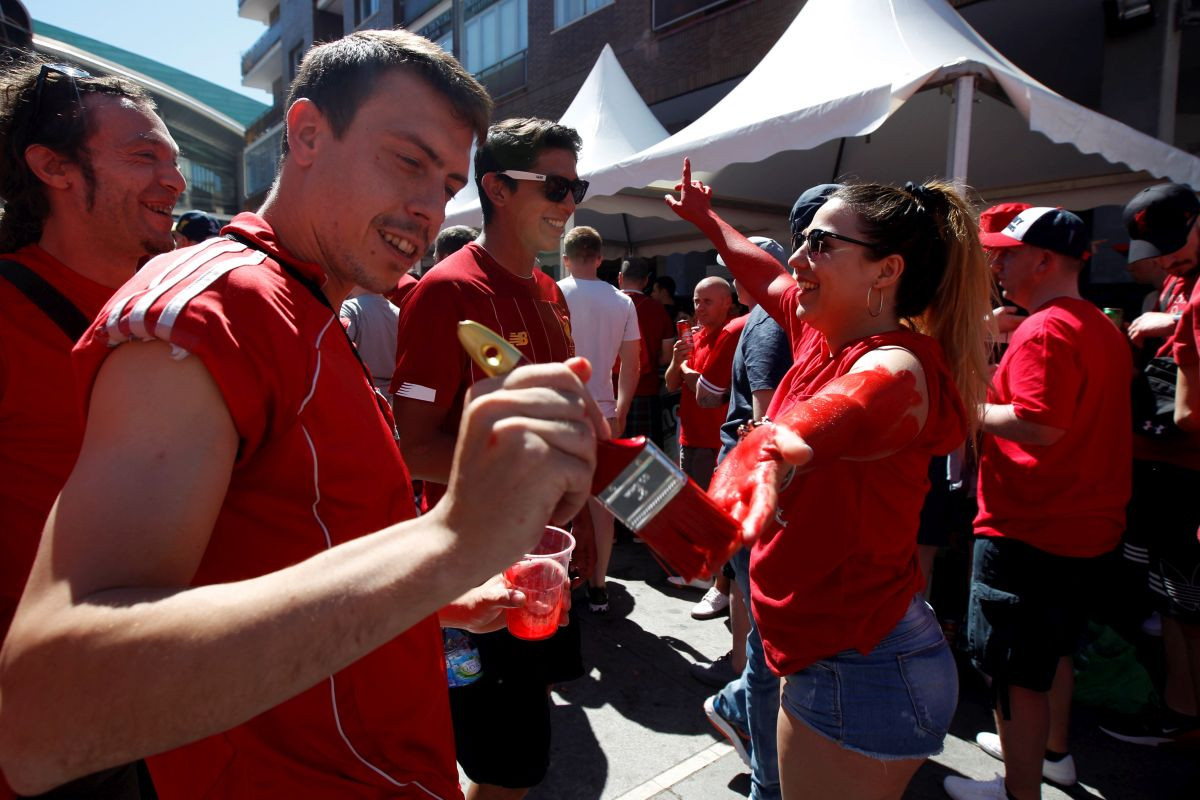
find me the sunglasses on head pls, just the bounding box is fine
[791,228,883,256]
[498,170,589,204]
[30,63,91,135]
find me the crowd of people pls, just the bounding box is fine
[0,26,1196,800]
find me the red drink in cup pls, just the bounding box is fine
[504,526,575,641]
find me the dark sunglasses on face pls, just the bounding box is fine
[791,228,883,257]
[30,63,91,135]
[497,170,589,204]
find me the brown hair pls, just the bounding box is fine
[0,57,153,251]
[563,225,602,261]
[474,117,582,223]
[833,181,995,431]
[281,29,491,158]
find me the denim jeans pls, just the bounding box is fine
[715,547,780,800]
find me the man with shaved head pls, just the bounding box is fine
[666,274,745,618]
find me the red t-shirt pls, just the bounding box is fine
[623,290,674,396]
[975,297,1133,558]
[1154,273,1196,358]
[0,246,115,640]
[73,215,459,799]
[749,320,965,675]
[678,314,745,449]
[392,242,573,423]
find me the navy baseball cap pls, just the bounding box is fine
[1123,183,1199,263]
[978,206,1090,260]
[716,236,788,269]
[174,210,221,243]
[790,183,843,235]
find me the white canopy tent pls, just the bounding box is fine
[574,0,1200,257]
[441,42,669,254]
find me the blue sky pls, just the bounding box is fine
[25,0,273,102]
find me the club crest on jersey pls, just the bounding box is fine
[507,331,529,347]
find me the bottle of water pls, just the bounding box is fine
[443,628,483,687]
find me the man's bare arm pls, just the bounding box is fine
[750,388,775,420]
[394,396,456,483]
[0,342,598,793]
[1177,362,1200,432]
[980,403,1066,446]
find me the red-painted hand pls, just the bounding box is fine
[664,158,714,226]
[708,423,788,545]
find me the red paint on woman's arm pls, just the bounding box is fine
[774,367,922,465]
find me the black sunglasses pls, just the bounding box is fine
[792,228,883,256]
[498,170,589,204]
[29,63,91,138]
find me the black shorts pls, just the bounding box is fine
[967,536,1105,693]
[622,393,663,448]
[449,674,551,788]
[1124,460,1200,624]
[449,615,583,787]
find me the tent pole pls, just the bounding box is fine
[622,213,634,256]
[830,137,847,184]
[946,75,976,189]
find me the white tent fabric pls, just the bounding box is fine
[441,43,669,230]
[575,0,1200,256]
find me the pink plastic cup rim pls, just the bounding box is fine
[521,525,574,561]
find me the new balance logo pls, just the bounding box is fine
[507,331,529,347]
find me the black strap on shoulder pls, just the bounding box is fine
[0,258,91,342]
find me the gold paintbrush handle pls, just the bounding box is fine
[456,320,527,378]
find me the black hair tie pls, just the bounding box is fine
[903,181,936,208]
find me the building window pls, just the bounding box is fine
[555,0,612,28]
[418,10,454,54]
[464,0,526,74]
[288,44,304,82]
[244,123,284,200]
[355,0,380,25]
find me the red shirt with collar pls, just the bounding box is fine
[72,214,459,799]
[678,314,745,449]
[0,245,115,640]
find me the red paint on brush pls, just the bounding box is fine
[593,437,741,582]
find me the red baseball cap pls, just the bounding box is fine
[979,202,1031,237]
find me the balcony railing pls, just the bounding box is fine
[477,50,526,99]
[242,20,282,76]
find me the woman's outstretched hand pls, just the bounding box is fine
[664,157,714,226]
[707,423,785,545]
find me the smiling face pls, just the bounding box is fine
[506,147,579,256]
[307,69,473,295]
[76,96,184,261]
[786,198,883,331]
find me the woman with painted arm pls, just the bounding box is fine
[665,159,993,800]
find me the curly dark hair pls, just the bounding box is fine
[0,55,153,251]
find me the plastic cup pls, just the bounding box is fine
[504,526,575,641]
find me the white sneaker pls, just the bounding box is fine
[667,575,712,590]
[1141,611,1163,637]
[690,586,730,620]
[974,731,1077,786]
[943,774,1007,800]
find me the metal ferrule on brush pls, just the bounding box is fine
[595,443,686,532]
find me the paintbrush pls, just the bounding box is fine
[457,320,741,581]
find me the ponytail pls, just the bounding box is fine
[834,181,994,433]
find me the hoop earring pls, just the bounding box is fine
[866,285,883,317]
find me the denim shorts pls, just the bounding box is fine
[780,595,957,760]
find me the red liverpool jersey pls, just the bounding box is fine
[73,214,459,799]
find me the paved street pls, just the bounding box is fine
[513,539,1199,800]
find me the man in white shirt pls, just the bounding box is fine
[558,225,640,612]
